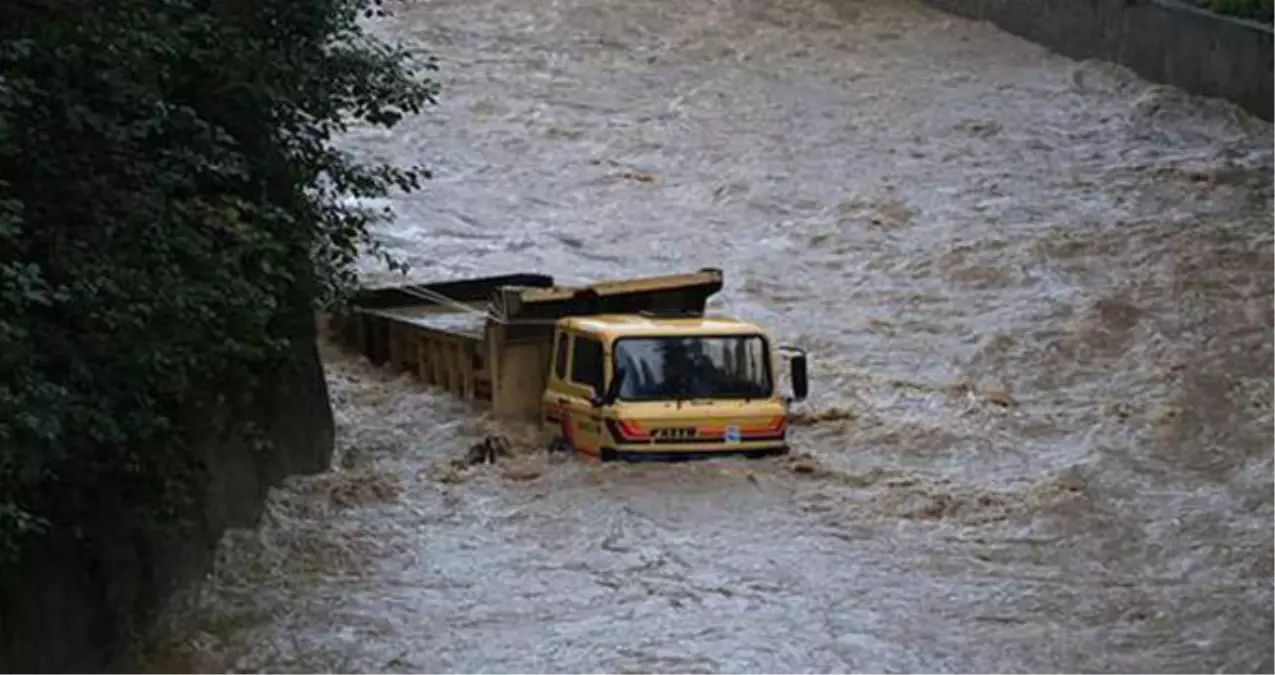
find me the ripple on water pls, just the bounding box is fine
[147,0,1274,671]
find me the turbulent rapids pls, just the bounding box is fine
[146,0,1274,672]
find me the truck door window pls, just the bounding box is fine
[553,331,569,381]
[570,335,605,394]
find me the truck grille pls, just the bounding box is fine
[649,427,697,441]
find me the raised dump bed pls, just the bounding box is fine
[327,269,725,421]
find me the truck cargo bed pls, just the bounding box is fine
[326,268,724,420]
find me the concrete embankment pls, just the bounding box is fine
[919,0,1273,120]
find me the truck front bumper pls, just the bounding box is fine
[601,444,789,462]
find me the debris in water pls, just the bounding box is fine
[978,377,1017,408]
[613,169,659,184]
[791,459,819,474]
[942,376,974,397]
[431,465,470,484]
[431,435,519,483]
[785,452,828,476]
[463,435,513,465]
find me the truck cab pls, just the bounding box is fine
[330,268,811,462]
[542,312,809,461]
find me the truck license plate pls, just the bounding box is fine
[724,424,741,445]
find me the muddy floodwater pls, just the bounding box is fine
[147,0,1274,671]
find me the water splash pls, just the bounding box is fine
[147,0,1273,671]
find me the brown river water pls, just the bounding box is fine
[147,0,1275,671]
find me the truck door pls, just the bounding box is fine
[542,329,573,446]
[543,330,607,457]
[564,333,607,456]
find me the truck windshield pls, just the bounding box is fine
[612,335,772,401]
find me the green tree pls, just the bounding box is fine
[0,0,436,564]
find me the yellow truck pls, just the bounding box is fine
[327,268,809,461]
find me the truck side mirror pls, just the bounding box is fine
[790,353,808,402]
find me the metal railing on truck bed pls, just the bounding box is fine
[325,269,724,421]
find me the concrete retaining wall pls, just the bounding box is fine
[0,302,334,673]
[920,0,1274,121]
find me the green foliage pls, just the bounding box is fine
[0,0,435,565]
[1196,0,1274,22]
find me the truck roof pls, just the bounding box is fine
[561,314,765,339]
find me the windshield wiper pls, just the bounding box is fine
[674,381,690,409]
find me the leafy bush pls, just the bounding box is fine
[0,0,435,565]
[1196,0,1274,22]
